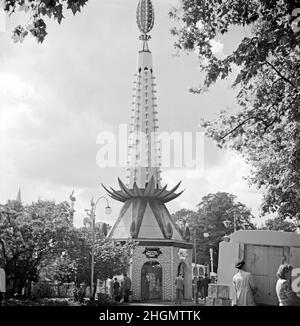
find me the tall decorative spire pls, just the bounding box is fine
[102,0,184,242]
[126,0,161,189]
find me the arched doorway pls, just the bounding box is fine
[141,261,162,301]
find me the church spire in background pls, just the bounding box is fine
[16,188,22,203]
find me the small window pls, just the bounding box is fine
[138,68,142,73]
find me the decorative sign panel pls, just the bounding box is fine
[143,247,162,259]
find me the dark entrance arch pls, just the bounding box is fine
[141,261,162,301]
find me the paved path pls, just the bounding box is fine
[125,299,206,306]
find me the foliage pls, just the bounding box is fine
[170,0,300,221]
[88,293,114,306]
[0,199,73,297]
[172,208,198,232]
[52,255,77,285]
[3,0,89,43]
[0,197,136,299]
[3,298,80,306]
[172,192,256,268]
[44,227,138,286]
[263,217,297,232]
[73,285,86,303]
[94,240,137,282]
[64,227,94,286]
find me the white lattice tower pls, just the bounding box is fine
[126,0,162,189]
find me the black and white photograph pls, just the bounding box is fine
[0,0,300,320]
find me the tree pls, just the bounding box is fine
[0,199,73,297]
[172,192,256,268]
[51,255,77,285]
[94,240,137,283]
[172,208,199,233]
[264,217,297,232]
[196,192,256,269]
[47,227,137,290]
[3,0,89,43]
[169,0,300,221]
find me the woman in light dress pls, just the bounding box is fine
[232,260,257,306]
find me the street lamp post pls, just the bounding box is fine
[223,207,237,232]
[85,196,112,300]
[193,229,197,265]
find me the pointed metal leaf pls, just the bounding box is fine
[153,183,168,197]
[133,182,143,197]
[144,175,155,196]
[101,183,128,202]
[158,181,182,201]
[118,178,135,197]
[162,190,184,203]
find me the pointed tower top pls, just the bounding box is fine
[16,188,22,203]
[136,0,155,35]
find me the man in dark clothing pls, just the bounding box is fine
[113,278,121,302]
[122,273,132,303]
[202,274,211,299]
[174,274,184,304]
[197,276,204,302]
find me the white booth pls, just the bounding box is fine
[217,230,300,305]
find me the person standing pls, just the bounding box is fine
[232,261,257,306]
[276,264,300,306]
[108,276,114,299]
[196,276,204,303]
[0,260,6,306]
[174,273,184,305]
[202,274,211,299]
[113,277,121,302]
[192,276,197,301]
[122,273,132,303]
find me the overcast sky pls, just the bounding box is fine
[0,0,267,227]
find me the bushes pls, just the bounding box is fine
[3,295,115,306]
[88,293,115,306]
[3,298,78,306]
[73,286,86,304]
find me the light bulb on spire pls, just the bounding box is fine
[136,0,154,34]
[136,0,155,52]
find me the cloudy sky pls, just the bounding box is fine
[0,0,266,227]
